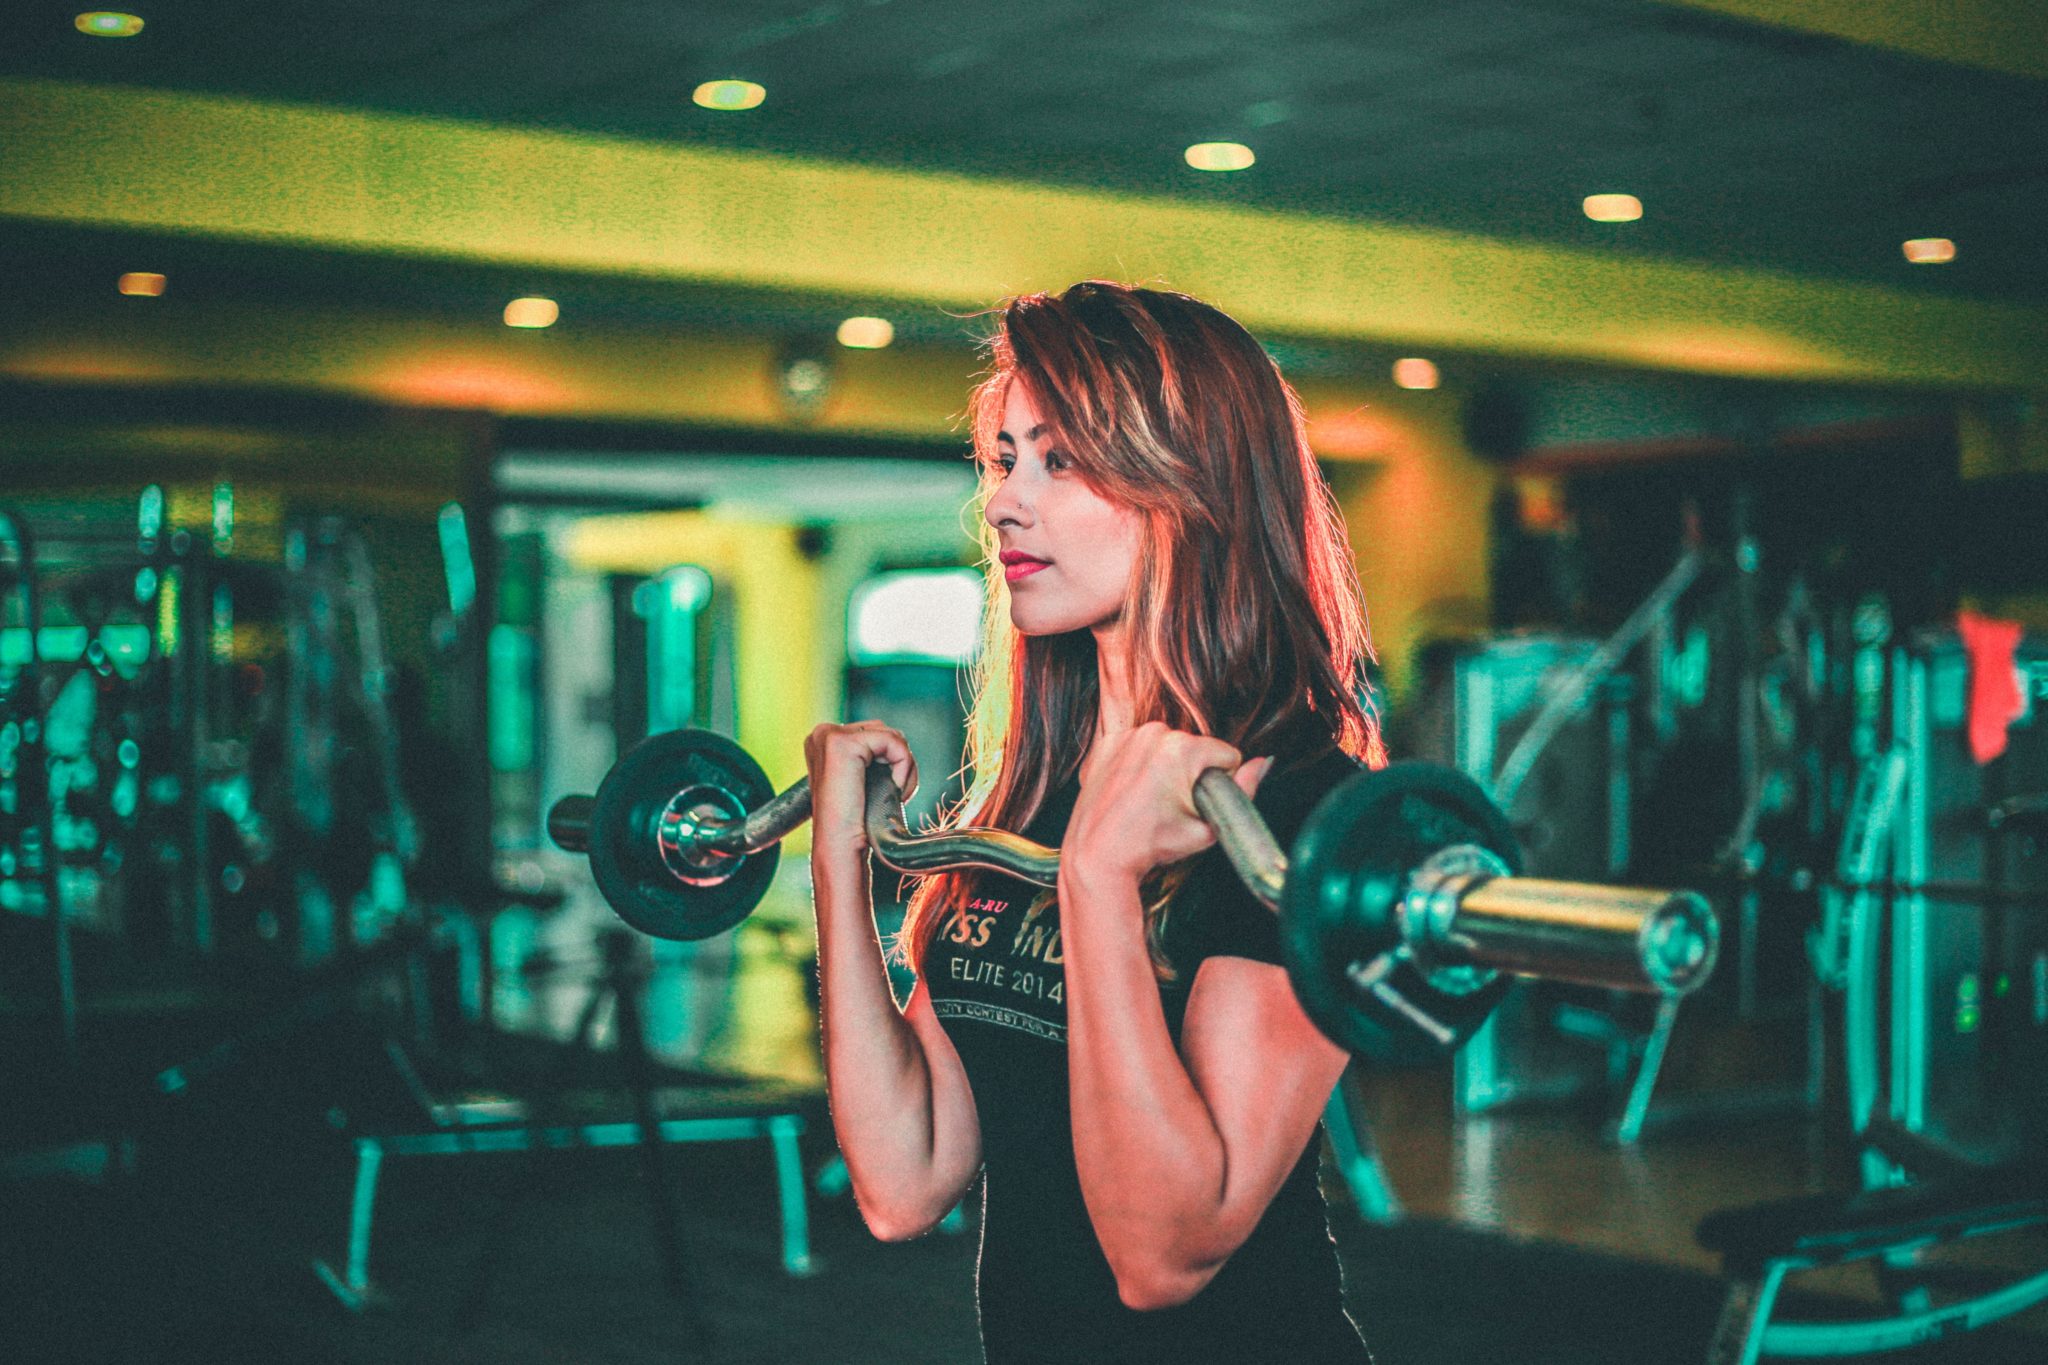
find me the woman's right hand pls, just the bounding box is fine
[803,721,980,1241]
[803,721,918,862]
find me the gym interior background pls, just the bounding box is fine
[3,2,2046,1362]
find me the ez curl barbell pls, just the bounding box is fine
[546,729,1719,1060]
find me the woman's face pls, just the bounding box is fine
[984,381,1142,639]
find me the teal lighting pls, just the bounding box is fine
[486,625,537,772]
[437,502,478,618]
[634,565,713,735]
[212,481,234,550]
[0,625,152,669]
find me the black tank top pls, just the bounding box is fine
[924,743,1374,1364]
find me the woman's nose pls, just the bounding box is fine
[984,474,1029,529]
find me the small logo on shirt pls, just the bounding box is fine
[933,889,1067,1039]
[944,895,1011,948]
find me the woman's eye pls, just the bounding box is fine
[1045,449,1069,473]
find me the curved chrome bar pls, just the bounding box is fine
[677,764,1068,884]
[1191,769,1288,909]
[854,763,1285,893]
[691,781,814,857]
[862,764,1062,885]
[666,763,1282,894]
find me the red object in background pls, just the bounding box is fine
[1956,610,2027,765]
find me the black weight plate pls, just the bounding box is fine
[1281,762,1520,1062]
[586,728,781,941]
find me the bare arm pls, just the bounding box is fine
[1061,865,1349,1308]
[807,723,982,1241]
[1058,723,1350,1308]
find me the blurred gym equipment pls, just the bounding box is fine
[1697,627,2048,1363]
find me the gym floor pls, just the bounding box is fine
[4,1003,2044,1365]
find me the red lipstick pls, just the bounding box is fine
[999,550,1049,583]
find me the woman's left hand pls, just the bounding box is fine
[1063,721,1273,889]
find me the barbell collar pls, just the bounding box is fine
[1397,842,1513,996]
[1342,955,1464,1049]
[654,787,753,884]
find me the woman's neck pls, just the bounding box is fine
[1091,620,1134,743]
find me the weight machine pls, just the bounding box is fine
[0,493,426,977]
[1442,485,1876,1144]
[0,491,456,1194]
[1697,626,2048,1363]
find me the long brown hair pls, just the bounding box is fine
[899,281,1383,977]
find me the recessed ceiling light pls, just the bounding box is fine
[782,357,829,398]
[118,271,166,297]
[1391,358,1439,390]
[693,80,766,111]
[503,296,559,328]
[836,316,894,349]
[1583,193,1643,223]
[1902,237,1956,264]
[75,12,144,37]
[1185,141,1255,172]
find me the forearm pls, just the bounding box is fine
[813,852,968,1237]
[1059,865,1236,1301]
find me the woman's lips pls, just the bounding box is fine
[1003,558,1049,583]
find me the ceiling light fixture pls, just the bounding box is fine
[693,80,766,111]
[836,316,894,349]
[1185,142,1255,172]
[503,297,559,328]
[1583,193,1643,223]
[75,12,144,36]
[118,272,166,297]
[1392,358,1440,390]
[1902,237,1956,264]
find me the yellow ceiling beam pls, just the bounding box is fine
[0,290,1457,465]
[5,78,2045,390]
[1659,0,2048,80]
[0,292,977,435]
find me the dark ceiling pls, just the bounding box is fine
[6,0,2047,306]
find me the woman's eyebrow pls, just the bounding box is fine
[994,424,1047,445]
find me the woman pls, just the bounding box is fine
[806,281,1380,1362]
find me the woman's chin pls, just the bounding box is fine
[1009,610,1081,638]
[1013,623,1113,647]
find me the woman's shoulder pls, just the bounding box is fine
[1252,737,1365,848]
[1158,734,1363,974]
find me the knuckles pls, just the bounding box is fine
[1099,723,1242,784]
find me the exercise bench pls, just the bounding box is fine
[1698,1157,2048,1363]
[313,1082,816,1309]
